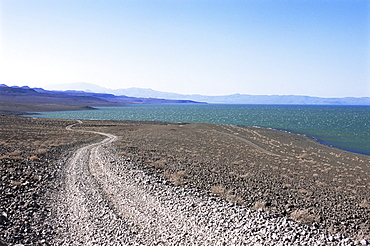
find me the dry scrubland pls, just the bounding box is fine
[75,120,370,241]
[0,115,103,244]
[0,116,102,160]
[0,115,369,244]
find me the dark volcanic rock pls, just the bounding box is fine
[0,115,103,245]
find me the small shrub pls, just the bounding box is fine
[211,185,226,196]
[225,191,243,204]
[359,199,370,208]
[33,175,42,181]
[211,185,243,204]
[150,160,166,169]
[8,150,22,156]
[252,201,267,211]
[238,173,250,179]
[35,148,48,155]
[167,171,187,186]
[10,156,23,160]
[298,189,308,194]
[29,156,39,161]
[298,153,309,159]
[11,181,22,186]
[0,155,10,160]
[210,168,219,174]
[290,209,319,225]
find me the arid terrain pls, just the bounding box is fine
[75,120,370,240]
[0,115,104,245]
[0,115,369,245]
[0,85,202,116]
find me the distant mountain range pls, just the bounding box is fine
[0,84,201,115]
[45,82,370,105]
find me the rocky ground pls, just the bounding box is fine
[1,115,369,245]
[75,120,370,243]
[0,115,103,245]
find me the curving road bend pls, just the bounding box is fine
[52,121,138,245]
[49,120,353,245]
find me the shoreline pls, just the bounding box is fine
[0,104,98,116]
[23,110,370,157]
[250,125,370,157]
[3,103,369,157]
[13,103,369,157]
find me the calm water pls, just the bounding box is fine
[30,104,370,156]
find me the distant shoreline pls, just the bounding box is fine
[248,125,370,157]
[24,104,370,157]
[0,103,98,116]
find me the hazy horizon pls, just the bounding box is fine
[44,82,370,98]
[1,0,369,97]
[2,81,368,99]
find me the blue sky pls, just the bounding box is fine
[1,0,369,97]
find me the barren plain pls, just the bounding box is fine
[0,115,369,245]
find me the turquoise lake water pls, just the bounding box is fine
[30,104,370,156]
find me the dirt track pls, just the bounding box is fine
[1,116,369,245]
[71,120,370,242]
[47,121,367,245]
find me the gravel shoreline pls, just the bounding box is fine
[1,116,369,245]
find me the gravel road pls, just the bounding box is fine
[46,121,363,245]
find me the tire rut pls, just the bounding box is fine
[51,121,140,245]
[49,120,354,245]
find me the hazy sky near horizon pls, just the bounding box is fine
[1,0,369,97]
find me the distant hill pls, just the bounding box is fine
[0,85,203,115]
[45,82,370,105]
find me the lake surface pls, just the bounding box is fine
[30,104,370,156]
